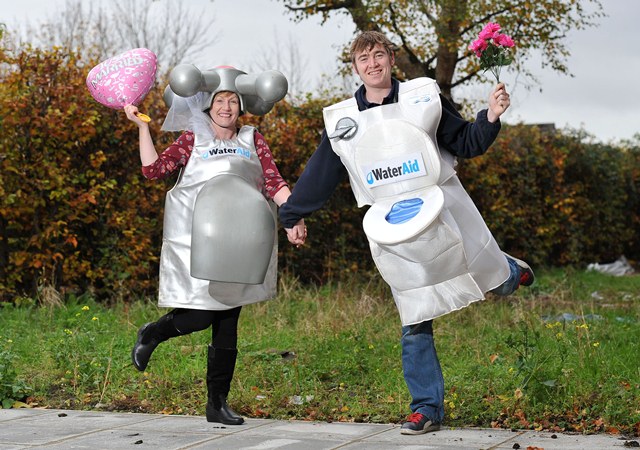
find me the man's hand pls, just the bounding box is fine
[285,219,307,247]
[487,83,510,123]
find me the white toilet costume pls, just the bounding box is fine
[157,65,288,310]
[323,78,510,326]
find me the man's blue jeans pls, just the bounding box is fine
[400,256,520,423]
[401,320,445,423]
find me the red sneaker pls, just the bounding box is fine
[513,256,535,287]
[400,412,441,435]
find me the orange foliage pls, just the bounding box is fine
[0,45,172,301]
[1,44,638,303]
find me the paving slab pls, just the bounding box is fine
[0,408,634,449]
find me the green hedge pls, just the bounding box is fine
[1,45,638,302]
[457,126,639,267]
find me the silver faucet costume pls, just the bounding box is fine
[323,78,510,325]
[157,66,288,310]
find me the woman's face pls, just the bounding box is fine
[209,91,241,131]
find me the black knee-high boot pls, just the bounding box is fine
[131,311,181,371]
[205,345,244,425]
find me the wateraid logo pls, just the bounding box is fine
[366,159,422,185]
[362,152,427,188]
[202,147,251,160]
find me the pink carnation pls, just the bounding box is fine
[494,33,515,48]
[468,38,489,56]
[482,22,501,33]
[478,22,501,40]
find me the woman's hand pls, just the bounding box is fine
[124,104,149,128]
[285,219,307,247]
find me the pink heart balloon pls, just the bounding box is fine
[86,48,157,109]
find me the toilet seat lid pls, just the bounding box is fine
[363,186,444,245]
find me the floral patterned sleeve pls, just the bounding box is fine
[141,131,194,180]
[254,130,289,199]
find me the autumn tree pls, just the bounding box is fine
[278,0,604,101]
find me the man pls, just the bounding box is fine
[280,31,534,435]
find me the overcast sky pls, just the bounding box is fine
[2,0,638,144]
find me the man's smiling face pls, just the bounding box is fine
[352,43,395,90]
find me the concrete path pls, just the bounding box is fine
[0,408,635,449]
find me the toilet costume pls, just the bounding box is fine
[159,65,289,310]
[277,31,529,433]
[319,77,510,326]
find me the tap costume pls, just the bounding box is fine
[131,65,289,426]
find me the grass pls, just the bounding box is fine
[0,268,638,436]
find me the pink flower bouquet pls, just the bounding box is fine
[469,22,514,83]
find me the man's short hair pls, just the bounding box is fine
[349,31,396,64]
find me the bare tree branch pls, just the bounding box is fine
[249,30,309,101]
[18,0,217,74]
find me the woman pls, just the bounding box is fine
[124,67,305,425]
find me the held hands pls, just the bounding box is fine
[487,83,510,123]
[124,104,149,128]
[285,219,307,248]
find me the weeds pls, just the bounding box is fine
[504,319,569,394]
[0,347,32,409]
